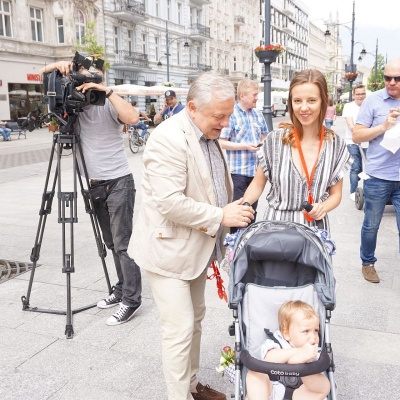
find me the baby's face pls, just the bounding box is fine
[284,310,320,348]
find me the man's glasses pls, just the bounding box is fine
[383,75,400,83]
[355,93,366,96]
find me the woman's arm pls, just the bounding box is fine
[243,165,268,205]
[307,179,343,221]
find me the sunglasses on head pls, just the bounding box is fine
[383,75,400,83]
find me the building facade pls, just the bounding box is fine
[0,0,349,120]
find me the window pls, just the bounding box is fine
[177,3,182,25]
[0,0,12,37]
[56,18,64,44]
[155,37,159,61]
[167,0,171,20]
[155,0,159,17]
[30,7,43,42]
[177,42,181,65]
[142,34,147,54]
[114,26,120,53]
[128,29,134,54]
[75,10,85,43]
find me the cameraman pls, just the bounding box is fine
[39,60,143,326]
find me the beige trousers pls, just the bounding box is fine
[146,268,208,400]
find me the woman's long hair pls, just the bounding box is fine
[281,69,331,146]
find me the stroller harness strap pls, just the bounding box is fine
[264,329,283,348]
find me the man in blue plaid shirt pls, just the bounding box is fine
[219,79,268,231]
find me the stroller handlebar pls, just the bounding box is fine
[240,348,331,378]
[301,201,324,230]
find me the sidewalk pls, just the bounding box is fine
[1,117,399,399]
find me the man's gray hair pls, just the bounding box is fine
[187,72,235,109]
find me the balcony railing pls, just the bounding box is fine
[112,1,147,22]
[193,63,212,71]
[234,16,245,25]
[116,0,145,15]
[218,68,229,75]
[190,23,211,40]
[114,50,149,68]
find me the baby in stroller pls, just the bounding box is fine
[246,300,330,400]
[227,220,336,400]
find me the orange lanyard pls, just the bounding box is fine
[293,127,324,220]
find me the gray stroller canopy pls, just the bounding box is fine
[228,220,336,310]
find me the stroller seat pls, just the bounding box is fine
[227,220,337,400]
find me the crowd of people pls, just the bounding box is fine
[32,56,400,400]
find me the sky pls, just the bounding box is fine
[301,0,400,67]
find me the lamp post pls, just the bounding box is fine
[260,0,273,132]
[358,39,379,90]
[158,21,190,82]
[325,1,359,102]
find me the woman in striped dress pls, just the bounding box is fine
[243,69,352,232]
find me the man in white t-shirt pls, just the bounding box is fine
[342,85,368,201]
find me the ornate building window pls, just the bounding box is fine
[0,0,12,37]
[56,18,64,44]
[30,6,43,42]
[75,9,85,43]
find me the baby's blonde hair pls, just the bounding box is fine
[278,300,319,335]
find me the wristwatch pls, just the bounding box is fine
[106,89,113,98]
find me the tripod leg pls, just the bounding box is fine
[22,137,58,310]
[76,141,112,294]
[57,134,80,339]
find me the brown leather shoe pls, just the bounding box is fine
[191,382,226,400]
[362,264,380,283]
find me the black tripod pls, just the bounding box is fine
[21,114,112,339]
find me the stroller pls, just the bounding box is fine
[227,220,337,400]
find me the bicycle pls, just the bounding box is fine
[128,122,151,154]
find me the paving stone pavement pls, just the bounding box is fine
[0,118,399,400]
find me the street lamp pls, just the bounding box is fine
[159,21,190,82]
[324,1,359,101]
[358,39,379,90]
[261,0,273,132]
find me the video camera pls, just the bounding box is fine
[43,51,106,114]
[23,52,106,133]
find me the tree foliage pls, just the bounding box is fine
[367,54,385,91]
[73,21,110,70]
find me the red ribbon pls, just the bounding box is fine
[207,259,227,302]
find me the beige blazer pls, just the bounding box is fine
[128,110,233,280]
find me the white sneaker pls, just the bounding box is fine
[349,192,356,201]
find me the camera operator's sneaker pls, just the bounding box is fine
[97,293,122,309]
[106,303,142,326]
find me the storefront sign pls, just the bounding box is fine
[27,74,41,82]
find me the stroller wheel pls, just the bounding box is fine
[355,187,364,210]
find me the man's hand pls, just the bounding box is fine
[75,82,106,93]
[385,107,400,131]
[247,143,260,153]
[221,198,255,228]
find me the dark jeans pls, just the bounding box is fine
[360,177,400,265]
[231,174,258,233]
[93,174,142,307]
[347,144,366,194]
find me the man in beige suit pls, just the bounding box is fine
[129,72,254,400]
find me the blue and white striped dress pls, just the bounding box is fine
[258,128,352,232]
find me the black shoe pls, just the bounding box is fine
[97,293,122,309]
[106,303,142,326]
